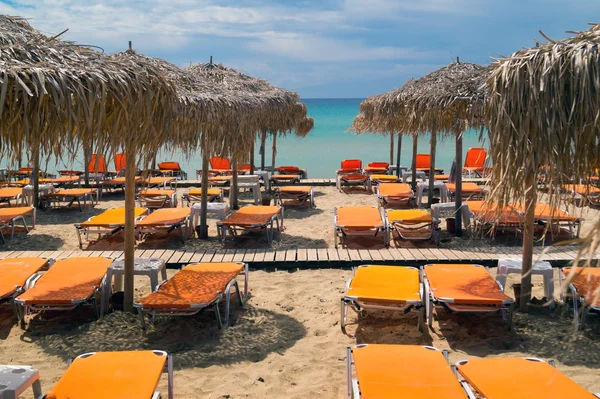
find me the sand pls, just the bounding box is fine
[1,268,599,398]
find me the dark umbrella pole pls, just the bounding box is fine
[427,131,437,207]
[396,133,402,177]
[455,132,463,236]
[411,134,418,191]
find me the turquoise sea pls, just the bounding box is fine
[5,98,487,178]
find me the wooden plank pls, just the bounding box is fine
[357,250,371,262]
[45,250,64,260]
[112,251,124,260]
[152,250,165,259]
[327,249,340,261]
[449,249,468,261]
[317,249,329,262]
[439,249,459,261]
[211,249,227,263]
[160,250,175,263]
[168,251,186,264]
[307,249,318,262]
[189,250,205,263]
[284,249,296,262]
[297,249,307,261]
[232,250,246,262]
[242,249,256,263]
[200,250,215,263]
[337,248,350,261]
[406,249,424,260]
[347,249,360,261]
[263,250,276,262]
[0,251,16,259]
[134,249,146,258]
[222,250,235,262]
[179,251,195,264]
[368,250,383,261]
[253,250,266,262]
[391,248,412,261]
[378,248,394,261]
[418,248,436,259]
[460,248,481,260]
[428,248,446,260]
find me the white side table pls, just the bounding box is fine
[496,258,555,306]
[230,176,262,204]
[22,184,54,206]
[0,365,42,399]
[431,202,471,232]
[100,258,167,316]
[253,170,270,192]
[416,181,448,208]
[190,202,230,236]
[402,170,426,183]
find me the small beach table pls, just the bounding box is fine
[496,258,555,307]
[22,183,54,205]
[402,170,426,183]
[415,181,448,208]
[253,170,270,192]
[189,202,230,236]
[0,365,42,399]
[100,258,167,316]
[229,175,262,204]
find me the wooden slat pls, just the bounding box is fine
[200,250,215,263]
[222,250,235,262]
[263,250,276,262]
[337,248,350,261]
[211,249,227,263]
[0,251,16,259]
[179,251,195,264]
[460,248,480,260]
[297,249,307,261]
[169,251,186,264]
[253,250,266,262]
[112,251,124,260]
[378,249,394,261]
[393,248,414,261]
[317,249,329,261]
[368,250,383,261]
[449,249,468,261]
[428,248,445,260]
[134,249,146,258]
[160,250,175,263]
[189,250,205,263]
[274,250,286,262]
[417,248,435,259]
[284,249,296,262]
[406,249,423,260]
[232,250,246,262]
[242,249,256,263]
[307,249,318,262]
[327,249,340,261]
[357,250,371,262]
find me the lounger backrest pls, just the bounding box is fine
[158,161,181,171]
[341,159,362,170]
[0,258,49,299]
[278,166,301,173]
[367,162,389,168]
[210,156,230,170]
[136,208,190,226]
[88,154,107,173]
[113,153,126,173]
[464,147,487,168]
[563,267,600,305]
[415,154,430,169]
[238,164,251,171]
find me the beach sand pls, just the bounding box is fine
[1,268,599,398]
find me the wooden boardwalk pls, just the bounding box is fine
[0,245,589,267]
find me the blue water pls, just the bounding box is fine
[3,98,487,178]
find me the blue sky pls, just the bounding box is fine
[2,0,599,98]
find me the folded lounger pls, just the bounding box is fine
[0,187,24,207]
[138,176,177,189]
[0,258,49,309]
[41,188,98,211]
[217,205,283,243]
[75,207,148,248]
[0,206,36,243]
[158,161,187,179]
[385,209,440,245]
[464,200,522,234]
[563,184,600,206]
[46,350,174,399]
[135,208,191,243]
[560,267,600,329]
[137,189,177,210]
[462,147,489,177]
[334,207,386,248]
[377,183,414,207]
[341,265,424,333]
[135,262,248,329]
[511,203,582,237]
[456,357,597,399]
[277,165,306,179]
[423,264,515,330]
[446,182,485,201]
[14,257,113,325]
[346,344,468,399]
[274,186,314,208]
[362,162,389,175]
[369,174,399,187]
[182,188,223,206]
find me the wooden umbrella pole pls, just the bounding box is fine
[83,146,91,186]
[199,144,209,239]
[123,139,137,313]
[396,133,402,177]
[521,170,537,311]
[428,131,437,207]
[455,132,463,236]
[389,132,394,166]
[250,140,255,175]
[271,134,277,173]
[260,130,267,170]
[231,159,239,210]
[32,147,40,208]
[411,134,418,191]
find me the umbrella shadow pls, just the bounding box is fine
[1,233,65,251]
[281,207,324,219]
[37,207,106,226]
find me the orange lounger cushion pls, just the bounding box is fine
[136,208,190,227]
[434,174,450,180]
[188,188,222,196]
[341,174,367,181]
[278,186,312,194]
[45,188,95,197]
[138,262,243,309]
[347,266,420,303]
[16,257,112,305]
[512,203,581,222]
[157,161,181,171]
[50,176,80,184]
[0,207,34,220]
[370,174,398,182]
[208,176,232,182]
[425,264,513,305]
[336,207,383,228]
[139,189,176,197]
[139,177,176,185]
[457,358,596,399]
[465,201,522,225]
[563,184,600,195]
[220,206,281,227]
[278,166,301,173]
[446,182,483,194]
[0,258,49,299]
[80,207,147,227]
[364,166,388,173]
[352,345,467,398]
[387,209,433,223]
[46,350,167,399]
[563,267,600,307]
[272,174,300,180]
[378,183,412,198]
[0,187,23,199]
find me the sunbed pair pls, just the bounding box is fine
[346,344,597,398]
[337,160,370,191]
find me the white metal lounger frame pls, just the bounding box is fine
[346,345,449,399]
[423,264,515,331]
[274,187,314,208]
[376,185,414,208]
[70,350,174,399]
[217,208,284,244]
[384,212,440,246]
[135,214,190,244]
[340,265,424,334]
[41,190,98,212]
[337,174,370,192]
[333,207,386,249]
[74,212,146,249]
[134,262,249,330]
[0,207,36,244]
[559,268,600,330]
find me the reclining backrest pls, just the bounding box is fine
[210,157,230,169]
[114,153,126,173]
[278,166,300,173]
[158,161,181,171]
[465,148,486,168]
[341,159,362,170]
[415,154,430,169]
[88,154,107,173]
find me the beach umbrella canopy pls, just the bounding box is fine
[486,24,600,309]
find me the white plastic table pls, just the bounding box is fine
[230,176,262,204]
[496,258,555,307]
[22,184,54,206]
[416,181,448,208]
[190,202,230,236]
[0,365,42,399]
[402,170,426,183]
[100,258,167,316]
[431,202,471,231]
[253,170,270,192]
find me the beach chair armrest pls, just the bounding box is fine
[459,380,478,399]
[24,273,42,291]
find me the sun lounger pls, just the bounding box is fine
[363,162,389,175]
[369,174,399,187]
[385,209,440,245]
[423,263,514,330]
[434,173,450,181]
[58,170,84,176]
[338,174,370,191]
[158,161,187,179]
[135,208,191,243]
[463,147,489,177]
[99,176,141,196]
[334,206,385,248]
[0,206,36,243]
[465,200,523,234]
[337,159,363,175]
[341,265,424,333]
[137,189,177,210]
[0,258,49,308]
[135,262,248,329]
[182,188,223,206]
[208,175,232,187]
[563,184,600,206]
[0,187,24,207]
[113,153,126,175]
[415,154,443,175]
[75,207,148,248]
[346,344,467,399]
[9,167,33,180]
[46,350,174,399]
[560,267,600,329]
[511,203,582,237]
[88,154,108,180]
[270,174,301,185]
[377,183,414,207]
[138,176,177,189]
[456,357,597,399]
[277,165,307,179]
[217,205,283,243]
[446,182,485,201]
[14,257,113,325]
[274,186,314,208]
[48,175,81,187]
[41,188,98,211]
[206,156,232,176]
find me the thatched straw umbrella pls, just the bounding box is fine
[352,63,488,234]
[486,24,600,310]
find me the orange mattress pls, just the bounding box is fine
[137,262,243,309]
[220,206,281,227]
[511,203,580,222]
[102,176,141,185]
[80,207,147,227]
[457,358,596,399]
[378,183,412,198]
[424,264,513,305]
[16,257,112,305]
[0,207,34,221]
[138,177,175,185]
[136,208,190,227]
[370,174,398,182]
[278,186,312,194]
[44,188,95,197]
[139,189,176,197]
[50,176,80,184]
[563,184,600,195]
[0,258,49,299]
[465,201,522,226]
[46,350,166,399]
[346,266,421,303]
[563,267,600,307]
[387,209,432,224]
[446,182,483,194]
[0,187,23,199]
[187,188,222,196]
[272,174,300,180]
[352,345,467,399]
[336,207,383,228]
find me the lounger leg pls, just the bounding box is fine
[340,299,348,333]
[234,280,244,308]
[138,309,147,331]
[0,230,5,244]
[418,306,425,332]
[507,303,514,331]
[213,302,224,329]
[32,379,42,399]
